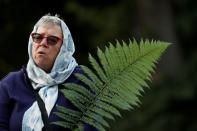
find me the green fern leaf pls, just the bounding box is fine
[51,121,75,129]
[53,39,171,131]
[81,116,106,131]
[90,106,115,120]
[54,112,79,123]
[56,105,82,117]
[89,54,108,83]
[80,65,103,87]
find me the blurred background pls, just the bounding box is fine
[0,0,196,130]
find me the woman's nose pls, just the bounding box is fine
[39,38,48,46]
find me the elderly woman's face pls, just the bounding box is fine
[32,24,63,73]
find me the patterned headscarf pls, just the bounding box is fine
[22,15,78,131]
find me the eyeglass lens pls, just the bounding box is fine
[32,33,60,45]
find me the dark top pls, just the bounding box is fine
[0,66,97,131]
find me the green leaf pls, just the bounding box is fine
[51,121,75,129]
[56,105,82,118]
[53,39,171,131]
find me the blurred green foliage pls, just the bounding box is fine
[0,0,196,130]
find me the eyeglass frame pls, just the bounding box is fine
[31,33,63,45]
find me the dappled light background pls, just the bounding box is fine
[0,0,197,130]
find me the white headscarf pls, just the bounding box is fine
[22,16,78,131]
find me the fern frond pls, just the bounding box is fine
[85,110,110,127]
[54,112,79,123]
[60,90,87,112]
[97,48,112,78]
[108,43,121,73]
[94,100,121,117]
[116,40,127,70]
[56,105,82,118]
[80,65,103,87]
[99,93,132,110]
[73,73,100,94]
[89,54,108,83]
[51,121,75,129]
[64,83,95,99]
[81,116,106,131]
[90,106,115,120]
[53,39,171,130]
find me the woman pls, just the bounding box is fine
[0,14,97,131]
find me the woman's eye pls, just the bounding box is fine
[35,36,42,40]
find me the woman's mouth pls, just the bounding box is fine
[38,51,46,55]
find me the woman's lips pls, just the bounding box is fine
[38,51,45,54]
[37,51,46,55]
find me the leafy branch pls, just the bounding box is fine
[52,39,171,131]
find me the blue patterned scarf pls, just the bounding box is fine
[22,17,78,131]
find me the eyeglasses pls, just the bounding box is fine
[31,33,63,45]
